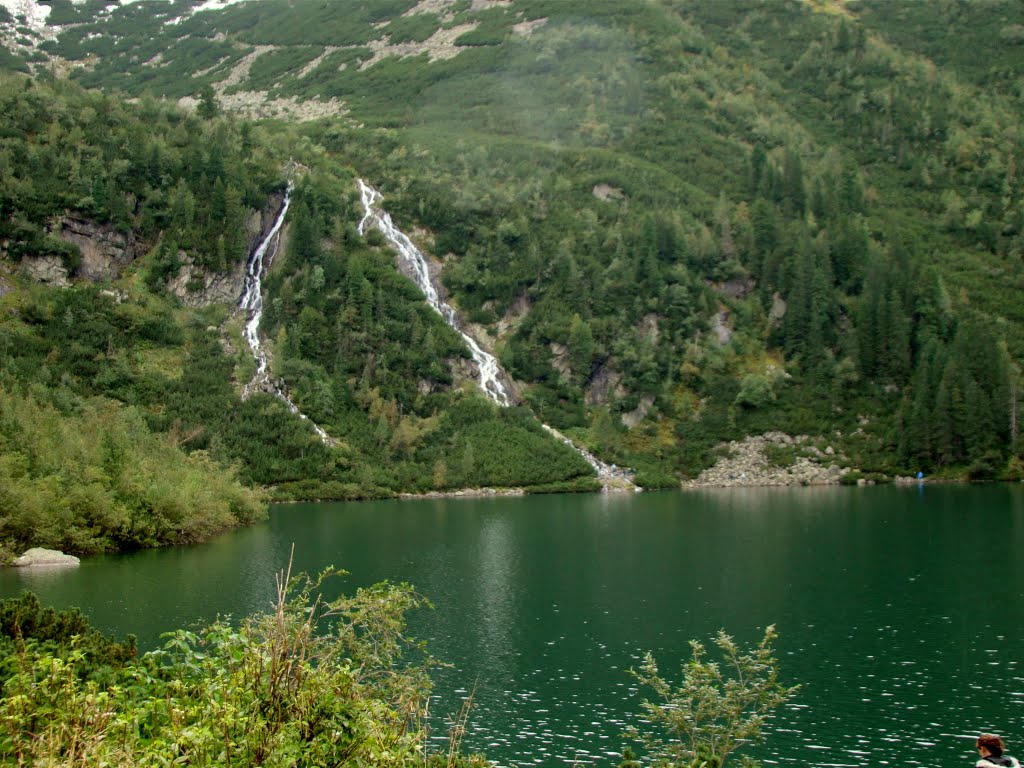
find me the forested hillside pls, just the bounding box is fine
[1,0,1023,556]
[0,74,595,555]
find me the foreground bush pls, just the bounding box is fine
[0,575,795,767]
[628,626,798,768]
[0,563,488,767]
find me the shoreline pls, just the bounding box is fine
[397,487,526,500]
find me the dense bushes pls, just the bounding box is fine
[0,570,488,767]
[0,593,137,685]
[0,582,795,768]
[0,386,266,555]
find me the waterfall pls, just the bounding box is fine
[540,424,638,492]
[239,185,332,444]
[357,179,511,406]
[356,179,637,491]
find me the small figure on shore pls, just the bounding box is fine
[976,734,1021,768]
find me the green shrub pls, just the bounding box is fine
[627,626,798,768]
[966,450,1004,482]
[0,566,478,766]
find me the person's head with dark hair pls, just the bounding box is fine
[978,734,1006,758]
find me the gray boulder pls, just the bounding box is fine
[12,548,80,568]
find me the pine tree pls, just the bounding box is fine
[902,353,935,467]
[857,258,886,378]
[883,287,911,384]
[782,242,812,358]
[781,147,806,216]
[750,198,777,280]
[197,84,219,120]
[835,20,852,53]
[831,217,868,289]
[568,314,595,386]
[934,360,967,464]
[289,200,319,265]
[223,184,246,264]
[839,162,864,214]
[749,144,767,196]
[805,246,836,378]
[964,377,995,458]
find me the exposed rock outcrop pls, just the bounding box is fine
[58,217,143,281]
[621,395,654,429]
[770,291,787,321]
[585,360,625,406]
[708,276,755,300]
[12,548,80,568]
[167,252,248,308]
[711,305,733,345]
[15,195,286,309]
[513,17,548,37]
[495,293,530,337]
[592,183,625,202]
[19,217,144,285]
[638,313,659,343]
[683,432,850,488]
[20,254,70,286]
[550,342,572,382]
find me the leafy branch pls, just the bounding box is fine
[627,625,798,768]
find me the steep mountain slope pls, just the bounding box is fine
[0,74,597,555]
[2,0,1023,486]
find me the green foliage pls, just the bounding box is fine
[627,626,798,768]
[0,564,488,766]
[383,13,441,44]
[0,385,266,554]
[762,444,797,469]
[734,374,776,410]
[196,82,218,119]
[0,73,278,274]
[0,593,136,685]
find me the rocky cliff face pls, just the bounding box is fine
[20,254,70,286]
[59,217,143,281]
[166,253,248,308]
[15,194,286,309]
[17,217,143,286]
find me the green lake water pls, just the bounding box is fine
[1,485,1022,767]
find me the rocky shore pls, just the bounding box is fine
[398,487,526,500]
[682,432,850,488]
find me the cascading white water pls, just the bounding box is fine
[239,185,331,444]
[357,179,511,406]
[356,179,636,491]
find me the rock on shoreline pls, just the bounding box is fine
[683,432,850,489]
[12,548,80,568]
